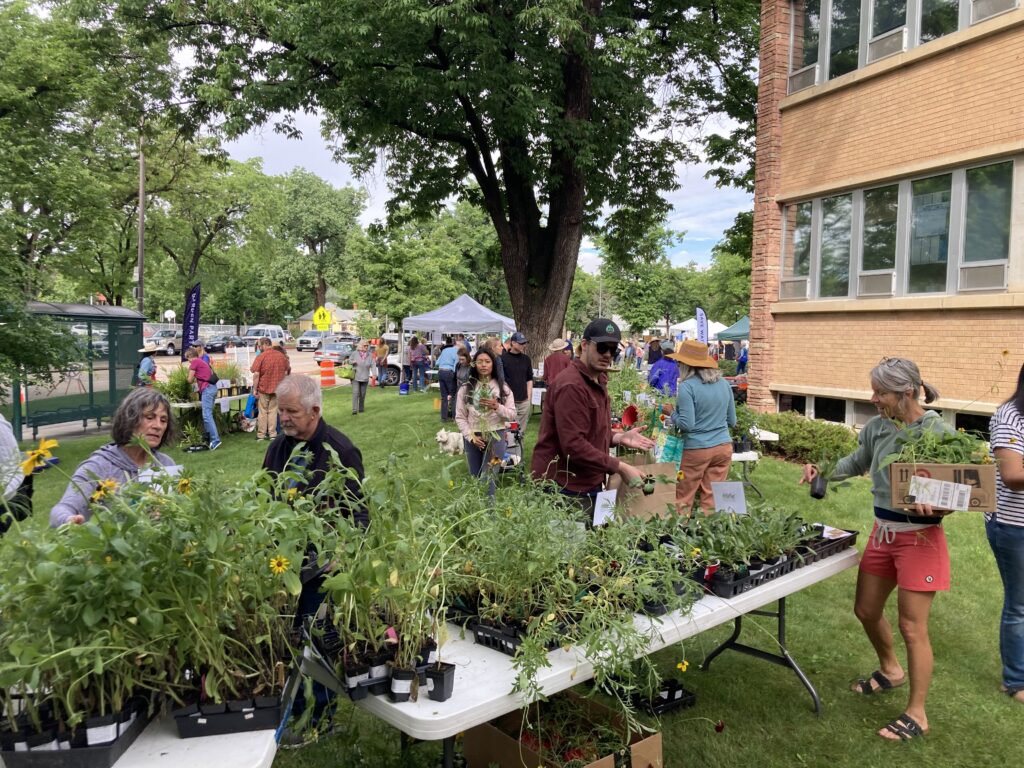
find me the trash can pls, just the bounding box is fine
[399,381,410,396]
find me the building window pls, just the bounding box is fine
[920,0,961,42]
[964,161,1013,263]
[819,194,852,297]
[908,174,952,293]
[862,185,899,270]
[779,158,1017,301]
[814,396,848,423]
[830,0,862,79]
[788,0,1017,91]
[955,411,990,439]
[778,394,807,414]
[873,0,908,35]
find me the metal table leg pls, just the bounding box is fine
[701,597,821,714]
[741,459,763,498]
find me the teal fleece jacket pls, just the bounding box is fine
[834,410,949,512]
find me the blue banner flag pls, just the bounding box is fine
[696,307,708,344]
[181,283,201,361]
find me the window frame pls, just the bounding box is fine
[778,157,1018,301]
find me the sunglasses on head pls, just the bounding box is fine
[594,342,618,355]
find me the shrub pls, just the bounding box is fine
[755,411,858,464]
[718,359,737,377]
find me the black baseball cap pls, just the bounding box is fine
[583,318,622,344]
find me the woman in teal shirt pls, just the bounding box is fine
[663,339,735,515]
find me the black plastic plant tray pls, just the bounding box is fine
[710,555,795,598]
[631,680,696,716]
[1,708,151,768]
[174,697,284,739]
[472,621,559,657]
[812,529,859,559]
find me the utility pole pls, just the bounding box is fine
[135,127,146,315]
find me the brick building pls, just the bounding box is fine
[751,0,1023,430]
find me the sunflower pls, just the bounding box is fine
[90,478,120,503]
[19,438,59,476]
[269,555,290,575]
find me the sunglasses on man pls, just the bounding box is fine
[593,342,618,355]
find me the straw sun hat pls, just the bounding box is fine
[666,339,716,368]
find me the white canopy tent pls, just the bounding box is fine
[402,294,517,337]
[668,317,729,340]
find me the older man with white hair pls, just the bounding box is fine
[261,374,367,740]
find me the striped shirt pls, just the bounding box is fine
[988,402,1024,526]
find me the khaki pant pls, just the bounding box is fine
[257,392,278,439]
[676,442,733,515]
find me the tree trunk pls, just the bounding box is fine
[314,275,327,310]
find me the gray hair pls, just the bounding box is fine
[871,357,939,403]
[111,388,175,448]
[679,363,722,384]
[276,375,322,412]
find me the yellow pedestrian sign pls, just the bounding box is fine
[313,306,331,331]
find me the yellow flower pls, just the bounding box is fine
[677,660,689,673]
[286,487,299,500]
[177,477,192,495]
[676,470,686,481]
[19,438,59,476]
[690,547,701,559]
[448,480,455,489]
[90,478,119,503]
[104,555,113,564]
[269,555,290,575]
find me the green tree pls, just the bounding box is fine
[106,0,760,356]
[597,222,683,333]
[564,268,600,336]
[279,169,366,311]
[699,210,752,321]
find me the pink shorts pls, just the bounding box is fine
[858,522,950,592]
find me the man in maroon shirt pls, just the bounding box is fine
[531,319,654,515]
[542,338,573,386]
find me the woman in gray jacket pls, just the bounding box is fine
[50,388,177,527]
[350,340,375,415]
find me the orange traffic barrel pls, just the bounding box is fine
[320,360,336,387]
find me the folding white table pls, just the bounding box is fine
[308,548,858,766]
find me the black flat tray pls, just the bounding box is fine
[0,708,151,768]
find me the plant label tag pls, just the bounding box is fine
[220,397,229,413]
[623,390,632,403]
[244,712,254,720]
[711,482,747,515]
[392,677,413,694]
[426,678,435,693]
[907,475,971,511]
[87,723,118,745]
[593,490,618,526]
[532,388,543,405]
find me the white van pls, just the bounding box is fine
[242,324,287,347]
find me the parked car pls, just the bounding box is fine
[88,330,109,357]
[242,324,287,347]
[313,342,355,365]
[143,329,184,356]
[202,334,245,353]
[296,330,334,352]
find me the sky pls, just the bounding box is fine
[223,110,753,273]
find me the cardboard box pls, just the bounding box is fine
[463,692,663,768]
[606,459,677,520]
[889,463,997,513]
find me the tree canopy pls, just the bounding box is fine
[98,0,759,355]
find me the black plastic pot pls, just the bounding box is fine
[424,662,456,702]
[367,653,392,696]
[388,668,417,703]
[809,476,828,499]
[641,475,656,496]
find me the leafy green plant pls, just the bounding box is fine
[755,411,858,464]
[155,364,193,403]
[213,361,240,384]
[731,403,760,449]
[718,358,738,377]
[179,421,206,449]
[879,427,991,470]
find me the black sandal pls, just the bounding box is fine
[879,712,927,741]
[853,669,905,695]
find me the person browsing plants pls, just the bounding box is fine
[799,357,951,742]
[455,349,517,477]
[185,345,221,451]
[661,339,736,515]
[250,336,291,440]
[986,361,1024,705]
[50,388,177,526]
[531,318,655,517]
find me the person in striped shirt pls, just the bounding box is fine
[988,363,1024,705]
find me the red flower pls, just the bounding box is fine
[714,720,726,733]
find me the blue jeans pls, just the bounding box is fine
[464,436,507,477]
[201,386,220,444]
[413,362,427,392]
[987,517,1024,691]
[438,369,456,420]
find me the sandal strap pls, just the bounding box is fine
[884,713,925,740]
[871,670,894,691]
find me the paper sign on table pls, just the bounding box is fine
[593,490,618,526]
[906,474,972,511]
[220,397,229,413]
[531,388,543,406]
[623,390,632,403]
[711,482,747,515]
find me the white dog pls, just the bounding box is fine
[435,429,464,456]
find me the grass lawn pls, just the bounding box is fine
[22,385,1014,767]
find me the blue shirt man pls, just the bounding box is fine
[436,342,459,423]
